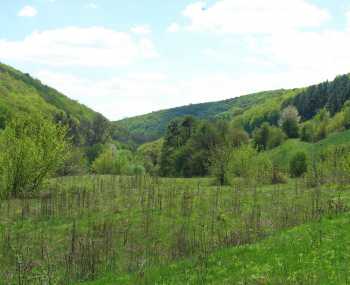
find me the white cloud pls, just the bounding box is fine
[183,0,330,34]
[131,25,152,35]
[18,5,38,17]
[35,69,327,120]
[266,30,350,79]
[0,27,158,67]
[167,23,180,33]
[34,70,175,119]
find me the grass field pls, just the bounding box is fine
[0,175,349,284]
[88,212,350,285]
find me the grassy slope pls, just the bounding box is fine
[85,212,350,285]
[269,129,350,168]
[114,90,289,141]
[0,62,98,122]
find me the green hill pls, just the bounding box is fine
[267,129,350,169]
[0,62,100,125]
[0,63,111,146]
[113,89,290,144]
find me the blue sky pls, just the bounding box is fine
[1,0,350,120]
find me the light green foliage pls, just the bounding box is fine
[0,63,105,147]
[228,145,258,178]
[267,126,286,149]
[92,147,116,174]
[137,139,163,175]
[92,146,143,175]
[305,144,350,186]
[0,115,68,197]
[114,149,133,174]
[225,145,275,184]
[253,123,285,151]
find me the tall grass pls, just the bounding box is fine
[0,175,347,284]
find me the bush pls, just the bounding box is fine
[228,145,257,179]
[253,123,271,151]
[267,127,286,149]
[126,164,146,176]
[91,148,116,174]
[0,115,69,197]
[56,148,88,176]
[289,152,308,178]
[300,123,315,142]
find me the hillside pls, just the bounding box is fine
[0,62,100,126]
[266,129,350,168]
[113,89,290,144]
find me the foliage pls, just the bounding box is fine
[253,123,285,151]
[300,122,316,142]
[253,123,270,151]
[56,147,88,176]
[137,139,163,175]
[0,63,107,147]
[160,117,250,178]
[279,106,300,138]
[289,74,350,120]
[92,146,142,176]
[91,147,117,175]
[0,115,69,197]
[114,90,289,144]
[289,152,308,177]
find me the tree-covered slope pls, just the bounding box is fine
[0,62,99,125]
[113,89,289,144]
[286,74,350,120]
[114,73,350,146]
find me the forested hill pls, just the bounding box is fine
[0,62,109,146]
[113,89,289,144]
[0,63,98,121]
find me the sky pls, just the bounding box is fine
[1,0,350,120]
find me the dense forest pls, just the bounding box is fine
[3,63,350,284]
[113,90,287,144]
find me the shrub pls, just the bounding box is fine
[91,148,116,174]
[0,115,68,197]
[267,126,286,149]
[300,123,316,142]
[289,152,308,178]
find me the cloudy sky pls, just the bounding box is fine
[1,0,350,120]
